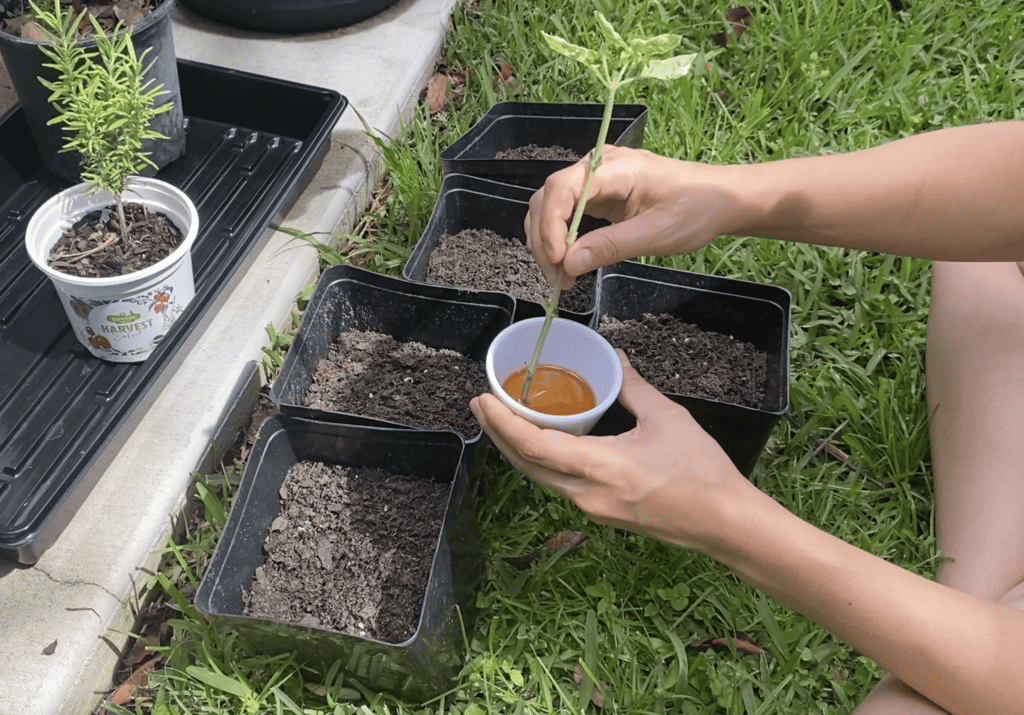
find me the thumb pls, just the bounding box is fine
[613,349,671,427]
[564,215,654,276]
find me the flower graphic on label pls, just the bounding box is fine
[86,327,111,350]
[152,291,171,313]
[70,297,93,320]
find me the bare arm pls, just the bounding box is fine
[470,354,1024,715]
[529,122,1024,282]
[731,121,1024,261]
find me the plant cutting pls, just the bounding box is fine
[22,0,198,362]
[508,13,696,413]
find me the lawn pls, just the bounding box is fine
[112,1,1024,713]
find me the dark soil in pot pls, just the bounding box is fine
[0,0,160,39]
[426,227,595,312]
[303,328,488,437]
[598,313,768,409]
[494,144,582,161]
[47,203,185,277]
[243,460,448,643]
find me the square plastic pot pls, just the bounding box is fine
[440,102,647,188]
[269,264,514,464]
[195,416,482,701]
[403,173,599,324]
[591,266,791,476]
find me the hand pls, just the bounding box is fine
[525,146,740,288]
[469,350,749,552]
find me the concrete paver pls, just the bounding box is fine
[0,1,455,713]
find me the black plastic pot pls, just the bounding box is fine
[179,0,401,32]
[440,102,648,188]
[0,0,186,184]
[0,60,346,564]
[195,416,482,701]
[403,173,599,324]
[591,262,791,476]
[269,264,514,461]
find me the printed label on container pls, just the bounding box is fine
[68,285,186,361]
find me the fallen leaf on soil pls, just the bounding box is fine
[19,20,48,42]
[107,654,162,706]
[41,639,57,656]
[574,663,609,707]
[494,60,516,90]
[543,530,588,554]
[425,70,465,115]
[688,630,765,656]
[713,6,753,46]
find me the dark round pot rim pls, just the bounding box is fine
[0,0,175,48]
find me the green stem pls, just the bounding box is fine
[518,79,620,406]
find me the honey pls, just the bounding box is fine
[501,363,597,416]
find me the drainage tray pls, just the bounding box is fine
[0,59,347,564]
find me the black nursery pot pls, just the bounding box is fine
[592,262,791,477]
[440,102,648,188]
[269,264,514,461]
[178,0,401,32]
[0,0,186,183]
[195,416,482,702]
[403,173,599,324]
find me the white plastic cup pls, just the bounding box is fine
[485,317,623,435]
[25,178,199,363]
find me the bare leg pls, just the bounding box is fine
[853,261,1024,714]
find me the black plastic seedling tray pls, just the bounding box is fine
[195,415,482,702]
[591,269,791,476]
[403,173,599,324]
[269,264,514,458]
[0,60,347,564]
[440,102,648,188]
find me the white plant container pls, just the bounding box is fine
[25,177,199,363]
[485,317,623,435]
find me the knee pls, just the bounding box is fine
[930,261,1024,333]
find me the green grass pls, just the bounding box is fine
[113,1,1024,713]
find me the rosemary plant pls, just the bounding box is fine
[30,0,172,248]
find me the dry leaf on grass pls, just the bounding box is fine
[574,663,609,708]
[494,60,516,90]
[688,630,765,656]
[713,6,754,46]
[543,530,588,554]
[425,70,466,115]
[106,654,162,708]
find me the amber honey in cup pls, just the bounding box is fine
[500,363,597,416]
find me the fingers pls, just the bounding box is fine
[614,349,678,427]
[526,160,590,288]
[469,393,603,477]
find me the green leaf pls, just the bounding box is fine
[639,53,697,81]
[593,11,629,51]
[540,32,599,66]
[628,33,682,57]
[186,666,252,698]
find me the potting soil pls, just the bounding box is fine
[243,460,447,643]
[47,203,185,278]
[494,144,582,161]
[425,227,595,312]
[303,328,487,437]
[599,313,767,408]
